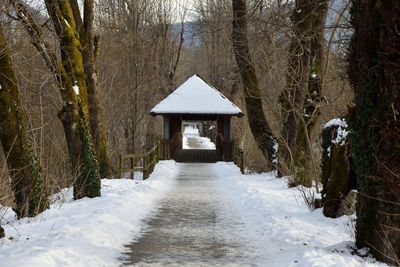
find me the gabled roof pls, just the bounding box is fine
[150,75,243,116]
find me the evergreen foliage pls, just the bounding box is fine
[73,100,101,199]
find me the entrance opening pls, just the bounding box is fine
[182,121,216,150]
[174,121,218,163]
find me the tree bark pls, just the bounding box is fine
[291,0,329,186]
[12,0,107,181]
[80,0,111,178]
[231,0,276,167]
[0,23,49,218]
[43,0,101,198]
[280,0,315,171]
[321,122,357,218]
[349,0,400,264]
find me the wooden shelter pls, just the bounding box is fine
[150,74,243,161]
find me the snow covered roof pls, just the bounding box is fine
[150,75,243,116]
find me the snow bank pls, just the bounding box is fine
[183,125,199,136]
[0,161,179,267]
[212,163,387,267]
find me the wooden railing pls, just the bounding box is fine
[119,136,245,178]
[159,139,171,160]
[119,142,160,180]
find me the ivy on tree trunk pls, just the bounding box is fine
[13,0,111,179]
[0,23,49,218]
[44,0,101,199]
[349,0,400,264]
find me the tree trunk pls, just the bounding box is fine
[280,0,315,172]
[0,23,49,218]
[13,0,110,179]
[349,0,400,264]
[44,0,101,199]
[321,122,357,218]
[291,0,329,186]
[10,0,105,188]
[231,0,276,167]
[80,0,111,178]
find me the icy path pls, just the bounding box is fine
[121,162,386,267]
[122,163,264,266]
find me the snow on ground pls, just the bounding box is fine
[213,163,387,267]
[0,146,388,266]
[0,161,179,267]
[182,126,216,150]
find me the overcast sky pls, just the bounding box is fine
[175,0,197,22]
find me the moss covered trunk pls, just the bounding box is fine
[83,51,110,178]
[45,0,101,199]
[231,0,277,168]
[0,23,49,218]
[13,0,110,178]
[81,0,111,178]
[349,0,400,264]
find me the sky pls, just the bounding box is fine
[174,0,197,22]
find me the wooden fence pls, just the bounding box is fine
[119,142,160,180]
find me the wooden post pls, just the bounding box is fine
[119,154,123,178]
[151,150,155,173]
[224,116,231,142]
[157,140,160,163]
[163,115,170,140]
[130,157,134,179]
[240,150,244,174]
[143,155,148,180]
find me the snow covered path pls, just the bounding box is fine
[122,163,264,266]
[182,126,216,150]
[122,161,385,267]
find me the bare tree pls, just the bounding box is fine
[11,0,101,198]
[292,0,329,186]
[11,0,111,178]
[231,0,276,168]
[96,0,187,159]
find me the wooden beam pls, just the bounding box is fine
[163,115,170,140]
